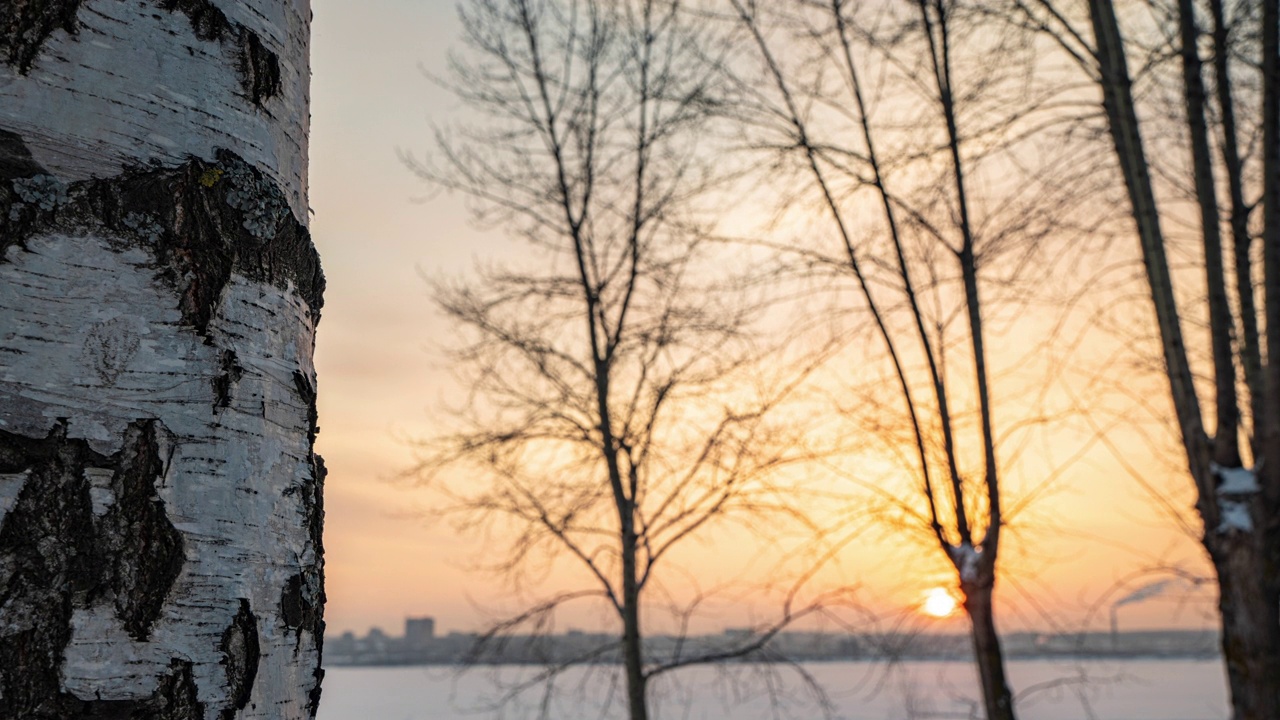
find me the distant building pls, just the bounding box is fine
[405,616,436,649]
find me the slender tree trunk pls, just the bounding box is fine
[919,4,1018,713]
[621,530,648,720]
[1178,0,1241,467]
[1208,0,1264,440]
[961,578,1014,720]
[0,2,325,719]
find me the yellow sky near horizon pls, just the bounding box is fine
[306,0,1219,641]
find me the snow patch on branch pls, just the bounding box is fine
[1212,463,1260,534]
[1218,500,1254,533]
[1213,462,1261,495]
[950,542,981,584]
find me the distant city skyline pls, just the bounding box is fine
[324,614,1220,668]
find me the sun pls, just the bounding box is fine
[922,587,959,618]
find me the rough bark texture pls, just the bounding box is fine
[2,0,281,105]
[0,0,323,718]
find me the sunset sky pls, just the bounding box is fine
[306,0,1217,640]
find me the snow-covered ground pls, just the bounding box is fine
[317,659,1227,720]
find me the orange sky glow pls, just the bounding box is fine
[307,1,1218,641]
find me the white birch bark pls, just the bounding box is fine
[0,1,325,718]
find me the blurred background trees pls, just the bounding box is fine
[407,2,840,718]
[411,0,1279,716]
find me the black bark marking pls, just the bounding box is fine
[279,573,321,640]
[281,360,326,716]
[158,0,232,43]
[101,421,185,641]
[307,665,324,719]
[0,0,282,105]
[302,452,326,714]
[0,149,325,336]
[214,349,243,409]
[0,128,49,181]
[218,599,260,720]
[157,0,281,105]
[238,28,281,106]
[0,421,109,717]
[145,659,206,720]
[0,420,186,716]
[0,0,83,73]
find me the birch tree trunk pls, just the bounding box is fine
[0,1,325,718]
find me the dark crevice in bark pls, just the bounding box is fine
[0,148,325,337]
[281,379,326,714]
[145,659,206,720]
[237,28,281,107]
[286,362,326,715]
[280,571,322,645]
[219,599,260,720]
[0,420,186,717]
[102,421,185,641]
[0,0,281,105]
[0,0,83,73]
[214,349,244,409]
[155,0,281,105]
[0,128,48,181]
[158,0,232,42]
[0,421,112,717]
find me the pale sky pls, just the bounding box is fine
[306,0,1216,639]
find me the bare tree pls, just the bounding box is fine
[407,2,838,718]
[725,2,1095,718]
[0,1,325,718]
[1001,0,1280,716]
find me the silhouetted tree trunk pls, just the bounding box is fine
[0,2,325,718]
[729,1,1057,715]
[411,3,830,719]
[1084,1,1280,716]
